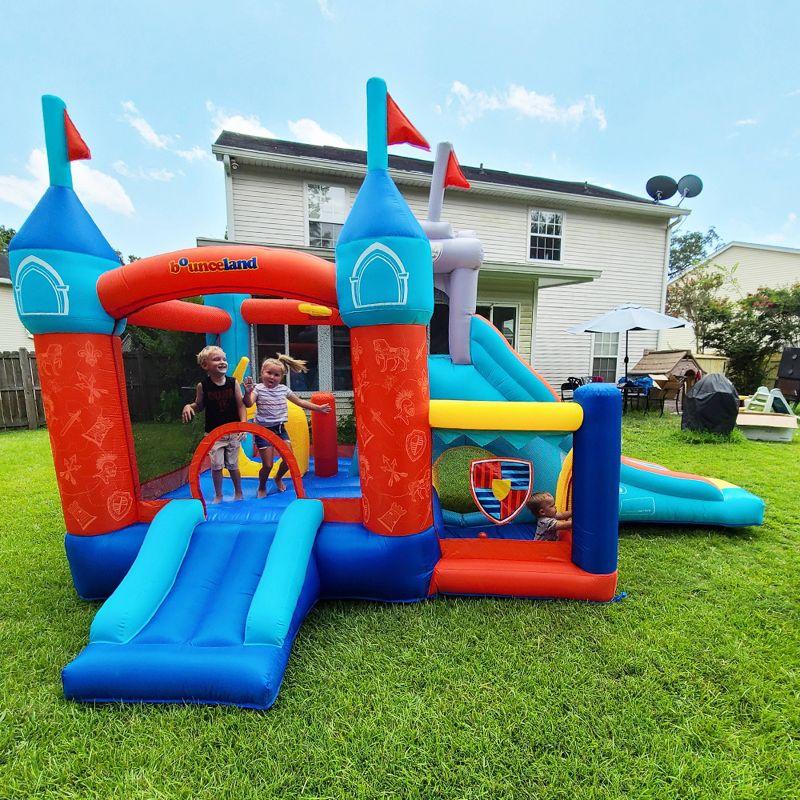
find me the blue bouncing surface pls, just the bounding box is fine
[164,457,361,525]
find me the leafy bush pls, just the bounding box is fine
[432,445,494,514]
[337,413,357,444]
[155,388,184,423]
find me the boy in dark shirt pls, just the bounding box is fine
[181,346,246,503]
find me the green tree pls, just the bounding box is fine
[669,226,721,279]
[705,282,800,392]
[666,262,736,352]
[0,225,16,253]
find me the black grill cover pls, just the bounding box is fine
[681,373,740,434]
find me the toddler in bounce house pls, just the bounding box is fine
[528,492,572,541]
[242,354,331,497]
[182,346,247,503]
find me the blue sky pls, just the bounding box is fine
[1,1,799,258]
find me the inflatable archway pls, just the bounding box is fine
[97,246,337,320]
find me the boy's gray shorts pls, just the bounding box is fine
[209,433,241,471]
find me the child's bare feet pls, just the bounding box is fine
[275,477,286,493]
[212,495,223,504]
[256,488,267,499]
[234,492,243,501]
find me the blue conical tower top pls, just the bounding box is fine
[10,96,118,261]
[338,79,426,246]
[9,96,120,335]
[335,79,432,327]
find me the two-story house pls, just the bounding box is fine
[200,133,687,410]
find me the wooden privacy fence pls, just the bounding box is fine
[0,349,43,430]
[0,348,184,431]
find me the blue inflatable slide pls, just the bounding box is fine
[63,499,323,708]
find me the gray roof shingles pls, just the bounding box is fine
[214,132,651,206]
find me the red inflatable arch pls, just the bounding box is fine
[188,422,305,512]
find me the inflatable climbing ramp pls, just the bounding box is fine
[63,499,323,709]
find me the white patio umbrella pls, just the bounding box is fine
[568,304,688,380]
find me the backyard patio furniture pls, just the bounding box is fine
[560,376,585,400]
[569,304,688,379]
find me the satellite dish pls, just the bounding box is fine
[646,175,678,203]
[677,174,703,199]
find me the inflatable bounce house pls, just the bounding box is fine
[9,80,764,709]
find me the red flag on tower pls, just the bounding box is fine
[444,149,470,190]
[386,93,430,151]
[64,110,91,161]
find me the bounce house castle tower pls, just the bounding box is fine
[9,96,140,535]
[335,78,434,536]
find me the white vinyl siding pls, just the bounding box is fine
[717,244,800,299]
[230,167,309,246]
[0,285,34,351]
[228,166,670,388]
[532,210,667,385]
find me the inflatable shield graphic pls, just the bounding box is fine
[469,458,533,525]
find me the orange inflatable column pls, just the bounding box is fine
[34,332,140,535]
[350,325,432,536]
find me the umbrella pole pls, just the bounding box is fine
[624,330,629,380]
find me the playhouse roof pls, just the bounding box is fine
[213,132,686,211]
[629,349,702,377]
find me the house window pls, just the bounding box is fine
[255,324,320,392]
[477,304,518,348]
[332,327,353,390]
[591,332,619,382]
[529,209,563,262]
[429,302,450,355]
[254,322,353,394]
[307,183,347,249]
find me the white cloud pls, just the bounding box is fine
[447,81,607,130]
[113,160,177,182]
[206,100,276,139]
[735,118,758,126]
[121,100,171,149]
[121,100,212,164]
[174,145,212,162]
[0,148,134,216]
[287,118,352,147]
[786,89,800,97]
[317,0,334,19]
[764,211,798,244]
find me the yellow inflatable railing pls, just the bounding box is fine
[428,400,583,432]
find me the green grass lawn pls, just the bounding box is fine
[1,414,798,799]
[132,420,205,483]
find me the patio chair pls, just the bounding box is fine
[560,376,584,401]
[647,378,683,417]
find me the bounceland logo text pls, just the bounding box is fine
[169,256,259,275]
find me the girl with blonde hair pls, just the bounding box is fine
[243,354,330,496]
